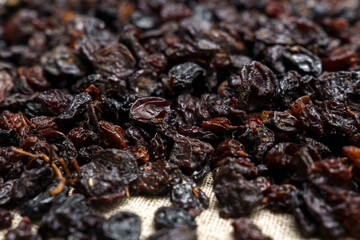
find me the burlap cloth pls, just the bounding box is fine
[0,173,319,240]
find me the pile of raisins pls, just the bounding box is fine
[1,0,360,239]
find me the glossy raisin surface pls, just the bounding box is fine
[154,207,196,230]
[1,1,360,239]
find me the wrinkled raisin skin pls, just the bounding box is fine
[154,207,196,230]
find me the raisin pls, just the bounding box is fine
[169,135,213,175]
[329,189,360,238]
[100,212,141,240]
[322,46,358,71]
[41,46,86,77]
[267,111,301,134]
[171,176,209,216]
[67,127,99,149]
[343,146,360,169]
[77,145,103,165]
[132,160,176,195]
[178,125,219,143]
[210,139,248,167]
[252,176,272,192]
[148,226,197,240]
[265,184,296,213]
[308,158,352,188]
[266,142,300,170]
[17,66,48,91]
[98,121,128,149]
[14,166,52,202]
[2,10,38,44]
[129,70,162,97]
[313,71,360,102]
[21,183,69,220]
[56,92,92,128]
[75,159,127,202]
[232,218,272,240]
[0,180,17,207]
[37,89,72,116]
[290,96,326,137]
[93,43,136,79]
[0,129,18,147]
[303,186,345,238]
[239,118,275,161]
[2,1,360,239]
[0,71,13,102]
[93,148,139,185]
[168,62,206,94]
[130,11,159,30]
[201,117,238,133]
[154,207,196,230]
[291,190,319,238]
[0,111,27,133]
[129,97,170,125]
[282,45,323,76]
[222,61,277,111]
[160,3,192,22]
[126,144,150,165]
[149,133,167,162]
[214,161,263,218]
[0,208,12,230]
[38,194,94,239]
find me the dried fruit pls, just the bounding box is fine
[38,194,95,239]
[130,97,170,124]
[93,43,136,79]
[132,160,176,195]
[101,212,141,240]
[222,61,277,111]
[74,149,140,202]
[21,184,69,220]
[2,1,360,239]
[214,160,263,218]
[170,136,213,175]
[171,177,209,216]
[233,218,272,240]
[154,207,196,230]
[0,208,12,230]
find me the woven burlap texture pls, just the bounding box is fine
[0,173,319,240]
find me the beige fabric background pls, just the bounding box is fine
[0,173,319,240]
